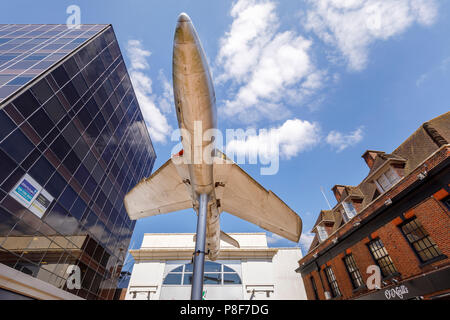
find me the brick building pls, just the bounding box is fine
[296,112,450,300]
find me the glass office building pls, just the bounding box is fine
[0,24,156,299]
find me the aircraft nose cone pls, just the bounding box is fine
[174,13,195,44]
[177,12,191,23]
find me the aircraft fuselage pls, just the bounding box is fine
[172,13,221,259]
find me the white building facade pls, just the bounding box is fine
[125,233,307,300]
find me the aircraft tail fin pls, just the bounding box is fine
[220,231,240,248]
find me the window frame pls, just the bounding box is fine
[316,225,328,242]
[324,266,341,298]
[162,262,242,286]
[367,238,398,278]
[341,201,357,222]
[398,217,444,264]
[374,167,401,193]
[342,254,364,290]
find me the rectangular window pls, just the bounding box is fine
[343,254,364,289]
[342,201,357,222]
[324,266,341,298]
[375,167,400,193]
[399,218,443,263]
[310,276,319,300]
[317,225,328,242]
[367,238,398,277]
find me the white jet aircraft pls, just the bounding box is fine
[123,14,302,295]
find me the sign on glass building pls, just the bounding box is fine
[0,24,156,299]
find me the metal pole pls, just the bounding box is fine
[191,193,209,300]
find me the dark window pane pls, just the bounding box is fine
[28,108,54,138]
[74,164,89,186]
[0,110,15,142]
[61,81,80,106]
[30,78,53,105]
[94,190,106,209]
[43,127,59,146]
[62,150,81,174]
[73,138,89,161]
[45,171,66,199]
[70,197,87,220]
[85,98,99,118]
[56,115,70,131]
[21,148,40,171]
[12,90,39,118]
[63,57,79,78]
[0,128,33,163]
[72,74,88,97]
[58,185,77,211]
[52,65,70,87]
[76,106,91,128]
[29,156,54,186]
[61,122,80,146]
[83,176,97,195]
[0,206,20,236]
[1,166,25,192]
[43,96,65,124]
[83,151,97,173]
[50,135,71,161]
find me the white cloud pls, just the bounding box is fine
[305,0,438,70]
[266,233,283,244]
[126,40,172,143]
[157,69,174,114]
[217,0,325,122]
[226,118,321,160]
[299,232,315,253]
[326,126,364,152]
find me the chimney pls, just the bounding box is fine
[331,185,346,203]
[362,150,384,169]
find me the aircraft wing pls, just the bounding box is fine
[213,159,302,243]
[124,158,192,220]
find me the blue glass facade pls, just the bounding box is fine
[0,24,106,102]
[0,24,156,299]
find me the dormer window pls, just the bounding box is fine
[317,225,328,242]
[374,167,400,193]
[341,202,357,222]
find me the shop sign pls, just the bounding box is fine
[384,285,409,300]
[9,173,54,218]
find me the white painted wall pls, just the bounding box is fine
[125,233,306,300]
[272,249,307,300]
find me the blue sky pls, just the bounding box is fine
[2,1,449,263]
